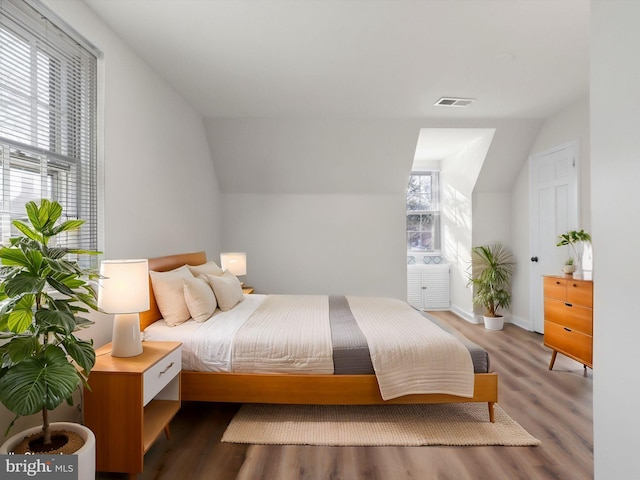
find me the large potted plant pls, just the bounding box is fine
[0,199,99,476]
[468,242,515,330]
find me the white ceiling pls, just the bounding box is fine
[82,0,589,121]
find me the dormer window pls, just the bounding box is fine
[406,172,441,253]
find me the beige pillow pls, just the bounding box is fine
[187,261,223,277]
[149,265,193,326]
[183,276,217,322]
[205,271,244,311]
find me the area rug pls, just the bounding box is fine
[221,403,540,447]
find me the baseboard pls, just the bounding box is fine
[449,304,480,324]
[448,307,534,332]
[509,314,534,332]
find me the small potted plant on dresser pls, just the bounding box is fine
[557,229,591,276]
[0,200,99,479]
[562,258,576,275]
[468,242,515,330]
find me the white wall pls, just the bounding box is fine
[42,0,223,346]
[439,119,540,323]
[591,2,640,478]
[0,0,223,443]
[529,97,591,230]
[222,193,406,298]
[440,130,495,320]
[510,164,532,329]
[465,120,540,324]
[510,96,590,330]
[205,118,420,195]
[210,118,542,308]
[210,118,419,299]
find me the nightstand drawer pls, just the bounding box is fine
[544,321,592,365]
[544,298,592,335]
[143,346,181,405]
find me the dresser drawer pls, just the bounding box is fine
[544,298,592,335]
[566,280,593,307]
[143,346,181,406]
[544,321,592,366]
[543,277,566,301]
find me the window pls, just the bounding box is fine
[406,171,440,252]
[0,0,98,266]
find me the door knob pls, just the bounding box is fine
[530,256,539,262]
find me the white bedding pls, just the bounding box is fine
[143,294,475,399]
[144,294,267,371]
[232,295,334,374]
[347,296,474,400]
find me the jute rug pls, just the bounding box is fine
[221,403,540,447]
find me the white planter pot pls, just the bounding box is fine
[0,422,95,479]
[483,315,504,331]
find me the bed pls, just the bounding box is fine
[139,252,498,422]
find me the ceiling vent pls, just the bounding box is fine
[434,97,475,107]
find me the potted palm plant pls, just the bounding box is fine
[0,199,99,475]
[468,242,515,330]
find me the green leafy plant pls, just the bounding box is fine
[564,258,575,266]
[0,199,99,447]
[468,242,515,318]
[557,229,591,260]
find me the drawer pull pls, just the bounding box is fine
[565,302,573,307]
[159,362,174,375]
[564,327,572,332]
[555,281,561,285]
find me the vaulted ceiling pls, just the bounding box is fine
[83,0,588,119]
[81,0,589,193]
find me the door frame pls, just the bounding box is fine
[528,140,580,333]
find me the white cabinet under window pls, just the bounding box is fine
[407,264,450,310]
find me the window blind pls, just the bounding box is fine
[0,0,98,266]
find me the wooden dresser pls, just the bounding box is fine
[543,275,593,370]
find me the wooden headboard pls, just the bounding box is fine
[139,251,207,331]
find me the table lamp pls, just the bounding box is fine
[98,259,150,357]
[220,252,247,278]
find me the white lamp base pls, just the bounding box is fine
[111,313,143,357]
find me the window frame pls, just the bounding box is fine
[0,0,99,267]
[406,171,441,254]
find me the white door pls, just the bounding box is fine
[529,141,579,333]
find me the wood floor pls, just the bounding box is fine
[96,312,593,480]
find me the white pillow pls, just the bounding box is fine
[183,276,217,322]
[187,261,223,277]
[205,271,244,311]
[149,265,193,326]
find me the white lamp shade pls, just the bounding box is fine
[220,252,247,276]
[98,259,150,313]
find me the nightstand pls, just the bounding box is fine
[242,287,254,294]
[84,341,181,479]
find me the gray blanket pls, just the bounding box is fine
[328,295,489,374]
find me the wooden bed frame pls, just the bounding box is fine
[140,252,499,422]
